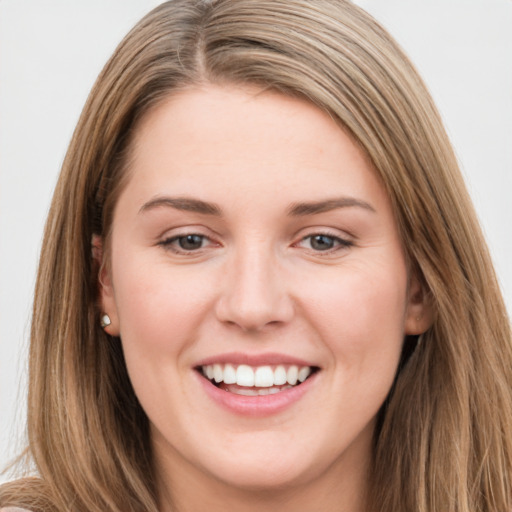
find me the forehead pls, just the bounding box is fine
[118,84,391,219]
[133,84,348,156]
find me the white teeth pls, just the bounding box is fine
[201,363,314,388]
[274,365,287,385]
[213,364,223,383]
[223,364,236,384]
[287,366,299,385]
[254,366,274,387]
[298,366,312,382]
[229,384,293,396]
[236,387,260,396]
[236,365,255,387]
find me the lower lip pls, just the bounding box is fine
[195,371,318,417]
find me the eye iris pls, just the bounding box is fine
[310,235,335,251]
[178,235,203,250]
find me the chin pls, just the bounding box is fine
[203,454,316,491]
[195,430,341,492]
[154,425,327,492]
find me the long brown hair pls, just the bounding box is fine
[2,1,511,511]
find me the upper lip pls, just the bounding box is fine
[194,352,319,368]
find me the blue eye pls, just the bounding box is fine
[160,234,208,252]
[309,234,336,251]
[300,234,352,252]
[176,234,205,250]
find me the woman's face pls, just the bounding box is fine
[100,85,428,497]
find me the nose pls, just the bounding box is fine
[215,243,294,332]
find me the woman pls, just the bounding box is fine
[1,1,511,511]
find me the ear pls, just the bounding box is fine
[92,234,120,336]
[404,272,434,335]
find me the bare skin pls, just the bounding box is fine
[99,84,432,512]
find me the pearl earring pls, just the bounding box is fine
[100,314,111,328]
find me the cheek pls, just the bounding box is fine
[111,254,216,359]
[110,257,219,425]
[303,261,408,373]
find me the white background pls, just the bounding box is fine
[1,0,511,481]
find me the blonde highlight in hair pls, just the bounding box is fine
[2,1,511,511]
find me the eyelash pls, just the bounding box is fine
[159,233,214,254]
[159,232,353,256]
[295,232,353,255]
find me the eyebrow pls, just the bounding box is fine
[287,197,376,216]
[139,195,375,217]
[139,196,222,216]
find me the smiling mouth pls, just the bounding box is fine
[198,364,319,396]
